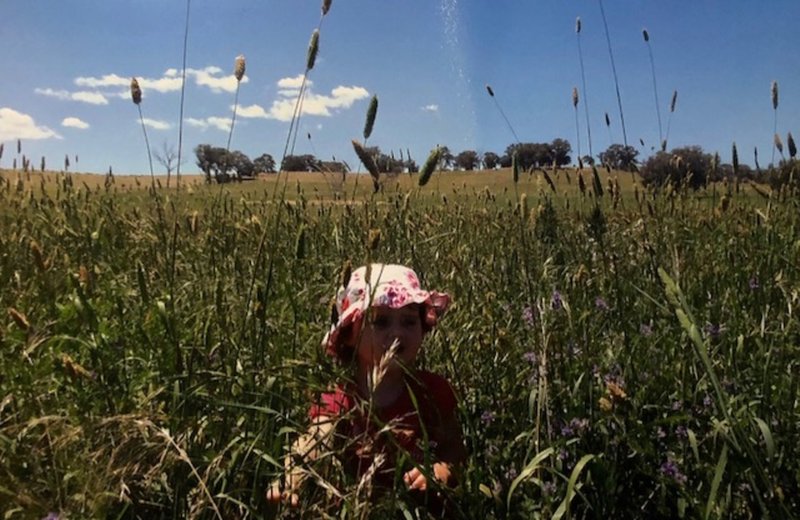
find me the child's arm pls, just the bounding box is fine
[266,415,336,506]
[404,408,467,491]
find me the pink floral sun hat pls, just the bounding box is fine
[323,264,450,360]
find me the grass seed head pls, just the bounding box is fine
[364,95,378,140]
[771,80,778,110]
[731,142,739,176]
[788,132,796,159]
[0,143,4,159]
[418,146,442,187]
[8,307,30,331]
[485,84,495,97]
[351,139,380,183]
[774,133,784,155]
[642,28,649,42]
[605,112,611,127]
[576,17,581,34]
[130,77,142,105]
[572,87,579,108]
[234,54,246,81]
[322,0,332,15]
[307,30,320,71]
[670,90,678,112]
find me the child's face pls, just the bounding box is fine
[355,305,424,372]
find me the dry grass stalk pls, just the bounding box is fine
[130,78,142,105]
[351,140,380,190]
[771,81,779,111]
[774,133,784,157]
[418,146,442,187]
[8,307,30,331]
[307,30,320,71]
[363,95,378,140]
[234,54,246,82]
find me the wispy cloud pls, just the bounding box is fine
[40,66,247,105]
[35,88,109,105]
[261,77,369,122]
[62,117,90,129]
[422,104,439,112]
[234,104,270,118]
[141,118,171,130]
[0,107,61,141]
[185,117,231,132]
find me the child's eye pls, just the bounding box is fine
[402,317,419,327]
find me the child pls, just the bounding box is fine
[267,263,466,509]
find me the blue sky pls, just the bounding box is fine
[1,0,798,174]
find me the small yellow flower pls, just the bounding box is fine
[606,381,628,401]
[599,397,613,413]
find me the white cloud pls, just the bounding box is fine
[264,79,369,122]
[187,66,248,93]
[206,117,232,131]
[0,107,61,141]
[184,117,230,132]
[62,117,90,129]
[72,91,109,105]
[277,75,308,89]
[75,73,128,88]
[235,104,270,118]
[35,88,108,105]
[141,118,171,130]
[422,104,439,112]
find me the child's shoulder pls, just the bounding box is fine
[309,384,354,419]
[411,370,458,412]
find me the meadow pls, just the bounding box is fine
[0,167,798,519]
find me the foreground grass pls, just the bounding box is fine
[0,171,797,518]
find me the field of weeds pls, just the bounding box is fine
[1,170,798,519]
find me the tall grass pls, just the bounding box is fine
[574,17,594,160]
[597,0,628,147]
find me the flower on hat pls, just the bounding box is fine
[323,264,450,361]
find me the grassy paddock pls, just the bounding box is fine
[0,170,798,518]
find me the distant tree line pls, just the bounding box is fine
[194,137,798,192]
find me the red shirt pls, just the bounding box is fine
[309,370,457,485]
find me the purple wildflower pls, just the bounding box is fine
[671,400,683,411]
[639,323,653,337]
[704,322,723,340]
[595,296,609,311]
[569,417,589,434]
[480,410,496,426]
[749,277,759,290]
[521,306,535,327]
[557,448,569,461]
[551,290,563,310]
[522,351,537,364]
[656,426,666,439]
[660,459,688,485]
[542,481,557,496]
[675,425,688,440]
[702,394,713,409]
[505,467,518,481]
[42,515,60,520]
[560,424,574,437]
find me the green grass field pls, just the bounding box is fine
[0,169,797,519]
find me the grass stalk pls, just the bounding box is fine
[598,0,628,147]
[575,17,594,159]
[175,0,192,190]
